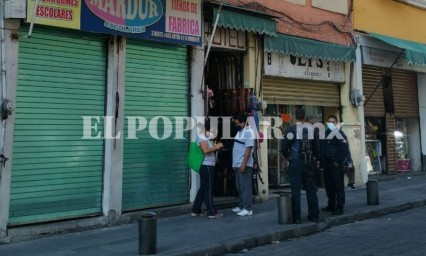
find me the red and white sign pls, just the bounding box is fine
[166,0,201,36]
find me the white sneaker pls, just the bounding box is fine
[237,209,253,216]
[232,207,242,213]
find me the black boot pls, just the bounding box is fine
[293,216,301,224]
[307,215,319,223]
[331,208,344,215]
[321,205,335,212]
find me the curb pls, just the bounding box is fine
[3,198,240,244]
[166,199,426,256]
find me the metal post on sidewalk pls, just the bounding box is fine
[277,193,293,224]
[366,180,379,205]
[139,212,157,255]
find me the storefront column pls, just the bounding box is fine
[189,46,204,202]
[418,73,426,171]
[340,60,364,186]
[0,19,19,242]
[245,34,263,98]
[102,37,125,220]
[255,121,269,202]
[243,34,256,88]
[355,44,368,183]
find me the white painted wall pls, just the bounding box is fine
[102,37,125,219]
[189,46,204,202]
[341,59,363,186]
[256,121,269,202]
[285,0,306,6]
[0,19,20,242]
[312,0,348,15]
[407,118,421,171]
[354,43,368,184]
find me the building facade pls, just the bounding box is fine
[353,0,426,175]
[0,0,278,241]
[0,0,203,240]
[221,0,362,186]
[193,1,276,202]
[4,0,424,241]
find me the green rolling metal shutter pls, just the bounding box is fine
[123,39,189,211]
[9,26,106,225]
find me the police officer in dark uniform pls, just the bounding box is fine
[320,115,353,215]
[280,107,320,224]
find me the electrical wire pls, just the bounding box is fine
[236,1,353,39]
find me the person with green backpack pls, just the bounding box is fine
[191,123,224,219]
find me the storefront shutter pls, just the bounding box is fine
[122,39,189,211]
[10,26,106,225]
[363,65,385,117]
[391,69,419,117]
[262,77,340,107]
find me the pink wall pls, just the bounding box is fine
[222,0,353,46]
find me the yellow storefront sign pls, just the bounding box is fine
[26,0,81,29]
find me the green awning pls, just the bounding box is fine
[264,33,356,62]
[213,8,277,36]
[368,32,426,66]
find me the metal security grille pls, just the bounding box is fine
[386,113,396,174]
[363,65,385,117]
[10,26,107,225]
[262,77,340,107]
[391,69,419,117]
[122,39,189,211]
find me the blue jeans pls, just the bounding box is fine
[234,166,253,211]
[192,165,217,216]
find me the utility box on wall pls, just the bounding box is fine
[4,0,27,19]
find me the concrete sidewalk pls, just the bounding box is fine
[1,174,426,256]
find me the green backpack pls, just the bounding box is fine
[186,141,204,172]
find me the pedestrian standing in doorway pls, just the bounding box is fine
[280,107,320,224]
[231,113,255,217]
[320,115,353,215]
[191,124,224,219]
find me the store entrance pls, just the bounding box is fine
[266,105,324,187]
[204,50,251,198]
[365,116,422,174]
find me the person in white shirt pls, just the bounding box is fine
[231,113,255,217]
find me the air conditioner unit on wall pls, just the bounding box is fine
[4,0,27,19]
[395,0,426,10]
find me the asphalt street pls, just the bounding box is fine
[227,206,426,256]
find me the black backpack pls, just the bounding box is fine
[296,126,316,163]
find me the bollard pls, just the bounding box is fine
[139,212,157,255]
[366,180,379,205]
[277,193,293,224]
